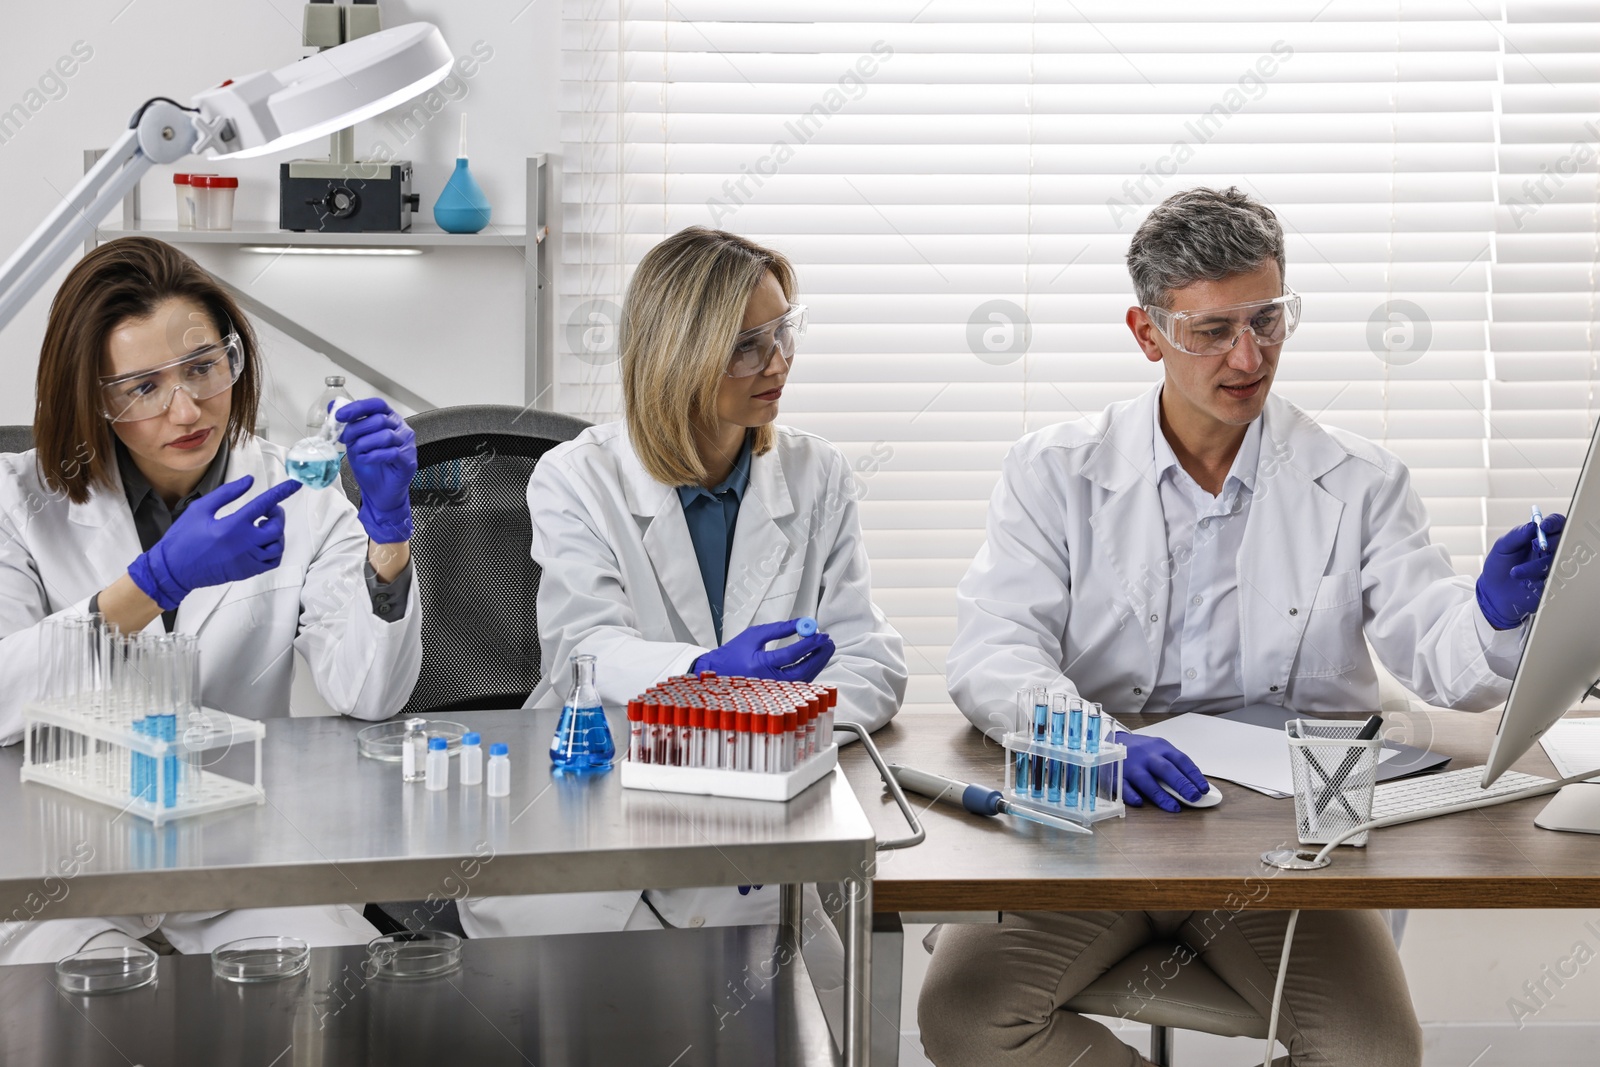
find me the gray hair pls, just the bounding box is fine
[1126,186,1286,309]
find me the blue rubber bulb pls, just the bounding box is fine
[434,157,492,234]
[796,616,818,637]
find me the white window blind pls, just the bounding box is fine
[560,1,1586,713]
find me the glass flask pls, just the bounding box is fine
[550,654,615,773]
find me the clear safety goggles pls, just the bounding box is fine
[1144,289,1301,357]
[726,303,807,378]
[99,333,244,423]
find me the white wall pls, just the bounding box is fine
[0,0,560,439]
[3,2,1597,1056]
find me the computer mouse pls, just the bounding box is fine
[1158,780,1224,809]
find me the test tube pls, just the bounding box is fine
[1012,687,1031,796]
[627,701,644,762]
[674,703,690,767]
[1030,686,1048,799]
[751,704,769,773]
[1084,703,1103,813]
[1066,699,1084,810]
[722,705,737,770]
[654,702,672,765]
[1048,693,1067,803]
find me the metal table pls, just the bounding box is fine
[0,708,879,1065]
[0,925,837,1066]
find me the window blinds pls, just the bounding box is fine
[560,1,1588,711]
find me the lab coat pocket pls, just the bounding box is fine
[214,565,308,635]
[1291,569,1361,678]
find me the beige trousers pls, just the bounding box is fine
[918,909,1421,1067]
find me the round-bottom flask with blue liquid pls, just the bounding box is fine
[551,653,615,773]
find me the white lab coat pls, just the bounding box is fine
[458,420,904,940]
[0,435,423,965]
[947,383,1522,736]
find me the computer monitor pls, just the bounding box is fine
[1483,411,1600,787]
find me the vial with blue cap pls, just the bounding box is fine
[425,736,449,791]
[795,616,818,637]
[487,743,510,797]
[460,732,483,786]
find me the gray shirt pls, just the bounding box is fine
[93,441,411,627]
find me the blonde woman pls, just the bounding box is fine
[459,226,906,938]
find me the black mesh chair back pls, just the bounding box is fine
[342,405,591,716]
[0,425,33,454]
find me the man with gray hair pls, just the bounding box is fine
[923,187,1562,1065]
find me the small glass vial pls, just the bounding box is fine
[487,743,510,797]
[425,737,449,791]
[460,732,483,786]
[401,718,428,783]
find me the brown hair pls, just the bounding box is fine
[34,237,261,504]
[621,226,796,486]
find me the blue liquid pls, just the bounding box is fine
[550,704,616,772]
[285,456,340,489]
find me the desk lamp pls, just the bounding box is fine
[0,22,453,333]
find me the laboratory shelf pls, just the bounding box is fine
[0,925,839,1066]
[95,218,528,247]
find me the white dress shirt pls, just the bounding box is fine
[1148,387,1263,715]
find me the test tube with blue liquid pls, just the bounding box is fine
[1082,703,1103,812]
[1012,688,1032,796]
[1029,687,1048,799]
[1047,693,1067,803]
[1065,698,1083,809]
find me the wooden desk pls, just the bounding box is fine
[839,708,1600,912]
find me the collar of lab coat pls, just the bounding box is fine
[620,428,797,649]
[66,435,273,633]
[1081,382,1351,704]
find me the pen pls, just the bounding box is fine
[1312,714,1383,818]
[888,764,1093,836]
[1531,505,1549,554]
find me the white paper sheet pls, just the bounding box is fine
[1133,713,1399,798]
[1540,718,1600,783]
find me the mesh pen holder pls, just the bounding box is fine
[1002,731,1126,827]
[1287,719,1382,847]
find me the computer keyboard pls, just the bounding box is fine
[1370,767,1556,821]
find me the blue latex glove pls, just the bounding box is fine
[692,619,836,683]
[337,398,418,544]
[127,476,301,611]
[1114,731,1210,814]
[1476,512,1565,630]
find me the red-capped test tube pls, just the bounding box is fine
[627,700,644,762]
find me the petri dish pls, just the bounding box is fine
[211,936,310,982]
[357,719,469,762]
[55,944,159,995]
[365,931,462,979]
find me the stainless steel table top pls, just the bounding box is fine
[0,708,875,917]
[0,925,838,1066]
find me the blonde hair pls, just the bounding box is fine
[622,226,796,486]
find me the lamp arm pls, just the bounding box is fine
[0,100,202,334]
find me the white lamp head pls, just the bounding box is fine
[192,23,453,160]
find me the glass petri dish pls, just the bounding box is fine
[211,936,310,982]
[365,931,462,979]
[55,944,159,995]
[356,719,469,762]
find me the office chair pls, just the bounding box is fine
[0,425,33,454]
[1064,940,1270,1065]
[341,404,590,716]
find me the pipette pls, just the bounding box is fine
[888,763,1093,835]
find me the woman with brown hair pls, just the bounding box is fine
[0,236,423,965]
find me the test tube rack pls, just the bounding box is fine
[618,674,839,802]
[21,699,266,827]
[1001,731,1127,827]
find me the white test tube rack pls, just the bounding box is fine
[1002,731,1127,827]
[21,698,266,827]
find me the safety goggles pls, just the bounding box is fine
[99,333,244,423]
[1143,289,1301,357]
[726,303,807,378]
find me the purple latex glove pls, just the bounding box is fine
[692,619,835,682]
[1115,731,1210,814]
[336,397,417,544]
[128,476,301,611]
[1476,512,1565,630]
